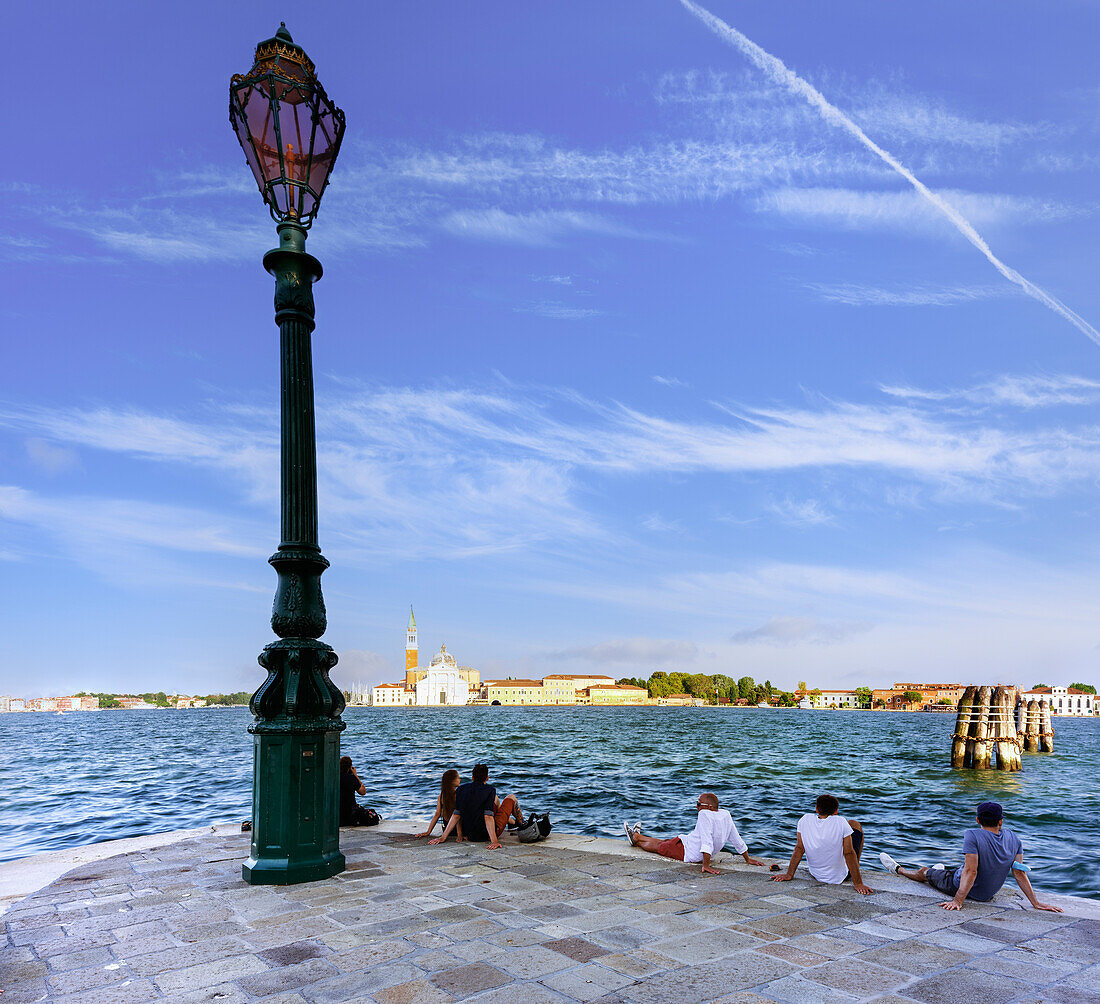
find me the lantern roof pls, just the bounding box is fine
[250,22,316,81]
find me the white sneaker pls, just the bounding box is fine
[880,852,901,874]
[623,820,638,846]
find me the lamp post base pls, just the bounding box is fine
[242,714,346,886]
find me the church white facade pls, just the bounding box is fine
[414,644,470,706]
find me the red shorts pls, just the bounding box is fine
[655,837,685,861]
[493,795,517,837]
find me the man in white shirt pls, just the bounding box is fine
[772,793,873,895]
[624,793,766,875]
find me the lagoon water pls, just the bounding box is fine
[2,706,1097,896]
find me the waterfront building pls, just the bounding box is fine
[543,674,617,691]
[485,680,547,705]
[656,693,696,706]
[893,682,966,704]
[10,698,25,712]
[809,690,862,709]
[0,696,10,712]
[585,684,647,706]
[371,683,415,706]
[541,677,578,704]
[1022,686,1097,717]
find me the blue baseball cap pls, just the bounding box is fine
[976,801,1003,825]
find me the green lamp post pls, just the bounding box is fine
[229,24,348,885]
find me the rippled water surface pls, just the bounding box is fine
[2,707,1096,896]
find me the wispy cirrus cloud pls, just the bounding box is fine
[5,371,1100,575]
[438,208,648,246]
[769,498,834,527]
[730,616,870,645]
[809,282,1011,307]
[654,69,1048,155]
[880,374,1100,410]
[25,438,81,475]
[0,485,266,562]
[513,300,606,320]
[757,187,1079,234]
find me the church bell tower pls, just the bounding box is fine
[406,606,418,673]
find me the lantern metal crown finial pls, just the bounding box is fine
[229,23,345,228]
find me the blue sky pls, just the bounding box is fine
[4,1,1100,696]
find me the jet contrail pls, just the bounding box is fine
[678,0,1100,347]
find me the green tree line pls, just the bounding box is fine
[615,673,806,706]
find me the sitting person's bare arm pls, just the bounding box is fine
[429,814,459,845]
[417,796,443,839]
[1012,855,1063,913]
[772,833,805,882]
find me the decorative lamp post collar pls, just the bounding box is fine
[229,23,346,228]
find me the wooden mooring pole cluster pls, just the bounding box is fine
[950,685,1053,770]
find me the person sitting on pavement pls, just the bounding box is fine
[623,793,767,875]
[429,763,522,850]
[339,756,373,826]
[879,801,1063,913]
[772,793,873,895]
[417,768,461,840]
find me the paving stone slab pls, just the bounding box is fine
[854,938,972,976]
[899,967,1022,1004]
[802,956,909,997]
[490,944,577,979]
[372,977,457,1004]
[617,952,796,1003]
[543,936,612,962]
[539,962,635,1002]
[429,961,512,996]
[651,927,763,964]
[759,974,860,1003]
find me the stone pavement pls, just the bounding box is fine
[3,822,1100,1004]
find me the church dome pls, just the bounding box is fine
[430,643,457,668]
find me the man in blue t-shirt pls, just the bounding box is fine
[879,802,1062,912]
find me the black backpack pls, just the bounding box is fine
[516,813,552,843]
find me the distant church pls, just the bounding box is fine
[370,608,479,706]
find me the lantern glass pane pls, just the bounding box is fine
[303,94,342,213]
[241,80,283,188]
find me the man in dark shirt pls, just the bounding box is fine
[880,801,1062,912]
[339,756,371,826]
[430,763,522,850]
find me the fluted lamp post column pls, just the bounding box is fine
[229,23,348,885]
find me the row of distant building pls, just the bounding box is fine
[811,683,1096,716]
[0,694,213,713]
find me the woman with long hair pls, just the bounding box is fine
[417,769,461,839]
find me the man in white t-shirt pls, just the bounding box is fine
[772,794,873,895]
[624,793,767,875]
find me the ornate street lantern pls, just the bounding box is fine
[230,25,347,886]
[229,23,345,227]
